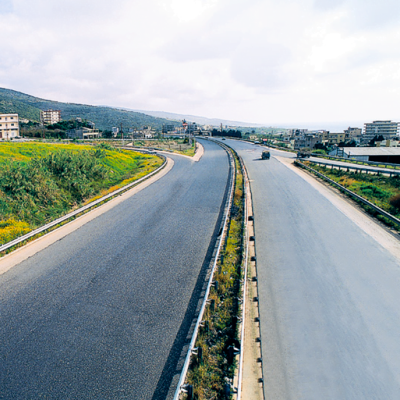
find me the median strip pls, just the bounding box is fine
[174,141,261,399]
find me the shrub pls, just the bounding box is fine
[0,143,163,244]
[0,219,30,245]
[359,183,391,200]
[389,194,400,211]
[313,149,327,155]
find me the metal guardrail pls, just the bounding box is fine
[316,154,400,170]
[212,143,253,399]
[295,160,400,227]
[0,156,167,254]
[302,159,400,177]
[235,155,250,400]
[173,140,236,399]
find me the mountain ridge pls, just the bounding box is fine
[0,87,181,131]
[126,109,264,128]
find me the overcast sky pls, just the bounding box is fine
[1,0,400,130]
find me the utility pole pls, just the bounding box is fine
[120,122,123,146]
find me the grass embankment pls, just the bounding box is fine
[0,142,163,246]
[132,138,196,157]
[304,161,400,227]
[185,151,244,399]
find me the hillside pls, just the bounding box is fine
[0,87,180,131]
[130,109,264,128]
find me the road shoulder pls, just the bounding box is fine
[276,155,400,262]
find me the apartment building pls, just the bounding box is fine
[344,127,362,137]
[0,113,19,139]
[293,134,321,150]
[364,120,400,137]
[40,109,61,125]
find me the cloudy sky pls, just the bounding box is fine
[1,0,400,129]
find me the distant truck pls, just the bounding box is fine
[261,150,270,160]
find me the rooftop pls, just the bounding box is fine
[342,147,400,156]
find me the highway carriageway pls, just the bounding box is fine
[0,139,231,399]
[219,138,400,400]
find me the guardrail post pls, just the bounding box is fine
[213,281,219,292]
[210,299,215,312]
[197,346,203,364]
[181,384,193,399]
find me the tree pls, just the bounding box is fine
[102,130,113,138]
[369,135,385,146]
[339,140,357,147]
[211,128,242,138]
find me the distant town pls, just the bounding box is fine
[1,110,400,163]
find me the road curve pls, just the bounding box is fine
[223,138,400,400]
[0,139,229,399]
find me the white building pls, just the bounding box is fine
[112,127,119,137]
[363,120,400,137]
[40,109,61,125]
[66,127,100,139]
[0,113,19,140]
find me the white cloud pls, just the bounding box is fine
[1,0,400,128]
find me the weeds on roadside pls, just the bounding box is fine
[185,152,244,399]
[0,143,162,245]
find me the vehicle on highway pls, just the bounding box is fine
[261,150,270,160]
[297,151,311,158]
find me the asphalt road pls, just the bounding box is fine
[0,140,230,399]
[223,139,400,400]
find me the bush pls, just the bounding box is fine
[40,150,108,201]
[0,218,30,244]
[0,143,163,245]
[313,149,327,155]
[389,194,400,210]
[359,183,391,200]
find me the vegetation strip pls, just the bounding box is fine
[235,155,252,399]
[174,144,235,399]
[0,156,167,255]
[177,143,246,399]
[129,138,197,157]
[295,160,400,229]
[0,142,165,253]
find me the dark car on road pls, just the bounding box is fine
[261,150,270,160]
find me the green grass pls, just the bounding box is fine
[185,151,244,399]
[0,142,163,245]
[132,138,196,157]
